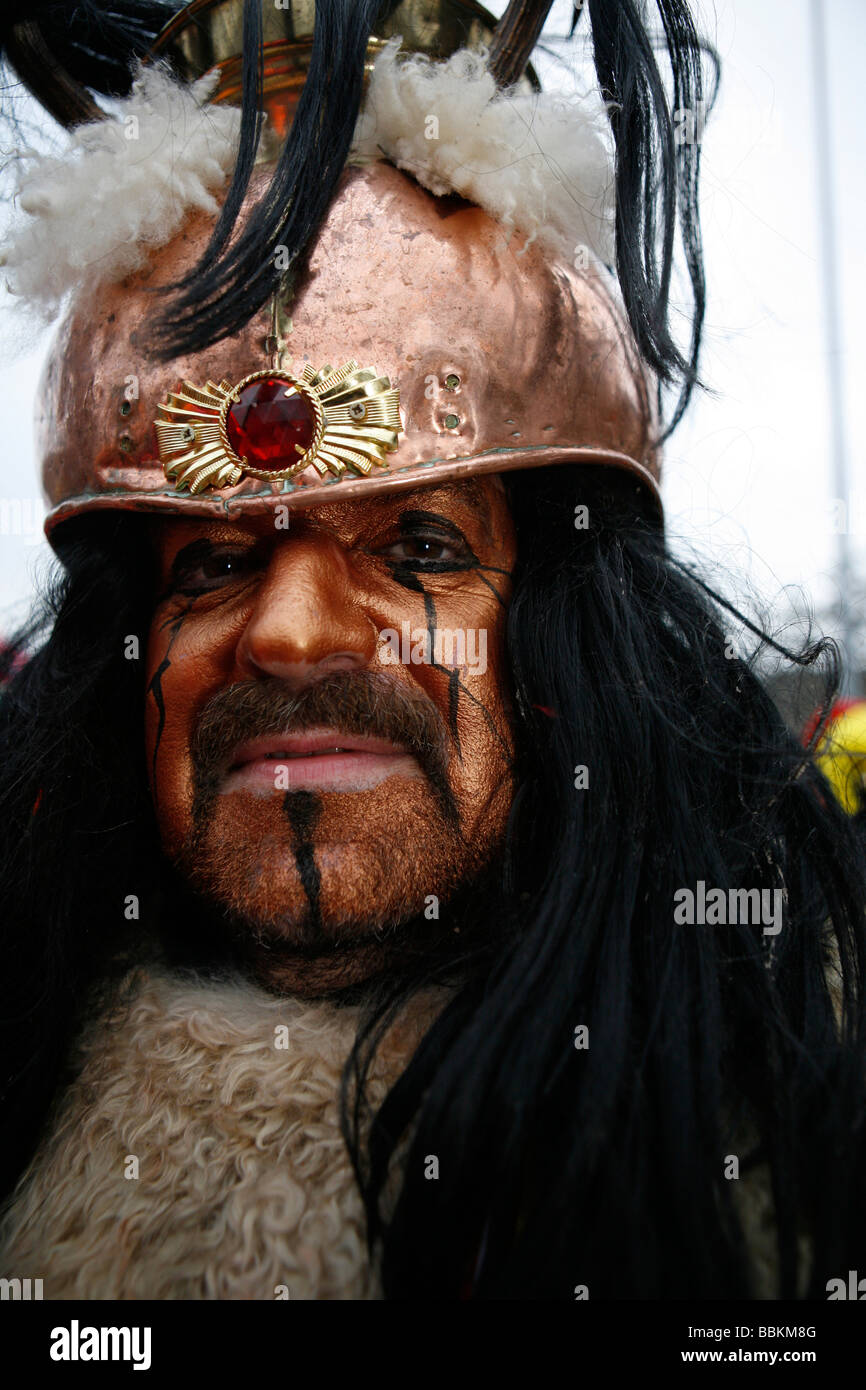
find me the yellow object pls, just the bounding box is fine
[815,704,866,814]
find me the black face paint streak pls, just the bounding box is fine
[386,560,512,770]
[469,567,509,609]
[387,560,426,595]
[389,509,511,608]
[283,790,323,942]
[389,511,514,765]
[448,668,460,741]
[387,561,462,758]
[449,663,512,767]
[422,586,463,761]
[148,600,195,806]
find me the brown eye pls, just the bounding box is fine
[378,523,473,566]
[385,535,456,562]
[200,552,244,579]
[170,543,259,593]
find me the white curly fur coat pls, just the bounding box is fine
[0,964,797,1300]
[0,968,441,1300]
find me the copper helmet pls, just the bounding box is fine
[4,0,670,543]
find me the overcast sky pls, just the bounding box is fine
[0,0,863,669]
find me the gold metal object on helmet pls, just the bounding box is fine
[155,362,402,492]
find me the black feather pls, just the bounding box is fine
[149,0,397,359]
[1,1,181,98]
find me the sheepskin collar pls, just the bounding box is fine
[0,962,800,1300]
[0,967,438,1300]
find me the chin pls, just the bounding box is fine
[167,776,510,993]
[205,846,465,996]
[214,838,445,940]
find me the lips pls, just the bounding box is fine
[221,726,424,794]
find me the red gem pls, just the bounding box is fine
[225,377,316,471]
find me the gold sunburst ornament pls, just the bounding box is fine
[155,360,402,494]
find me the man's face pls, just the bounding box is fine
[145,478,517,992]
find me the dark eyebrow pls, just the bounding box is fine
[397,509,467,540]
[398,478,497,538]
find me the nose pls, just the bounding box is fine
[234,535,376,690]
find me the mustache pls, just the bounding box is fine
[189,670,456,815]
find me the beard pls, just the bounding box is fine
[163,672,512,994]
[161,808,507,997]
